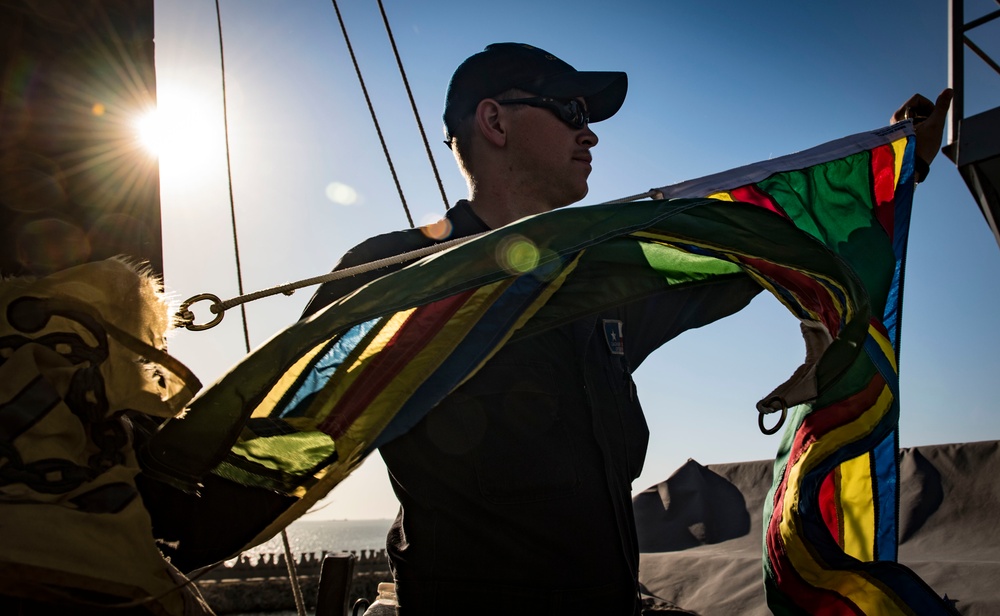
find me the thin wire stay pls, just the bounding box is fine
[376,0,451,211]
[330,0,415,228]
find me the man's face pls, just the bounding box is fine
[504,96,598,211]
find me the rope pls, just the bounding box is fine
[214,3,305,614]
[600,188,662,204]
[376,0,450,211]
[175,186,669,331]
[330,0,415,228]
[176,232,487,330]
[213,0,251,353]
[282,530,308,616]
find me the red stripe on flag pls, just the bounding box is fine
[765,514,867,615]
[741,256,844,336]
[819,467,843,548]
[731,184,790,219]
[794,373,886,453]
[870,144,896,240]
[764,373,888,606]
[320,289,476,437]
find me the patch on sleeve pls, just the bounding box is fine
[602,319,624,356]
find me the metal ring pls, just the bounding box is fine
[176,293,225,331]
[758,397,788,435]
[902,106,928,125]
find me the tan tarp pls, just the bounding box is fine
[0,259,209,614]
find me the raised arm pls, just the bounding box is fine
[890,88,953,183]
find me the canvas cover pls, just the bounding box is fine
[0,258,209,614]
[635,440,1000,615]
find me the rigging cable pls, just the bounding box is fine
[212,2,307,615]
[331,0,415,228]
[177,231,487,330]
[212,0,250,355]
[176,186,662,330]
[376,0,450,211]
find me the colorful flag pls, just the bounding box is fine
[655,125,953,614]
[143,121,953,613]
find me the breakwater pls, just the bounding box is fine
[195,549,392,614]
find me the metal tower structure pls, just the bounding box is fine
[944,0,1000,248]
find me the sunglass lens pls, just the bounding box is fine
[565,100,587,128]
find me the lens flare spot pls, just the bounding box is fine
[419,216,452,240]
[325,182,359,205]
[92,103,105,116]
[496,235,540,274]
[16,217,91,274]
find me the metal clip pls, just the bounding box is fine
[175,293,225,331]
[902,106,928,125]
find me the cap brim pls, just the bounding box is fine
[537,71,628,123]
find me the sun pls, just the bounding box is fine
[135,109,165,155]
[133,86,221,177]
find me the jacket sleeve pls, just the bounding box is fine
[299,229,433,319]
[622,274,763,371]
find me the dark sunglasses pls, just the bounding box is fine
[496,97,589,129]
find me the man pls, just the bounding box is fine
[302,43,952,615]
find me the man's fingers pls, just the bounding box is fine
[910,88,954,170]
[891,89,953,125]
[931,88,954,120]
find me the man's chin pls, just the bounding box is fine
[548,185,589,210]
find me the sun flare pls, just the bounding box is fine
[133,87,221,179]
[136,110,164,155]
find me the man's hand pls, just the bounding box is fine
[890,89,954,179]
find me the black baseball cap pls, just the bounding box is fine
[443,42,628,140]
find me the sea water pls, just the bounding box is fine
[238,518,394,561]
[228,519,393,616]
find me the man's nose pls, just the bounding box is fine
[578,125,598,147]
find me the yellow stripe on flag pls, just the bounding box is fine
[309,308,416,422]
[840,452,876,561]
[891,137,907,190]
[250,337,336,419]
[868,324,898,372]
[707,191,735,201]
[337,281,512,453]
[779,383,900,612]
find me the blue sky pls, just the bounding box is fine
[152,0,1000,521]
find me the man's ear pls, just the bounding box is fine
[474,99,507,147]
